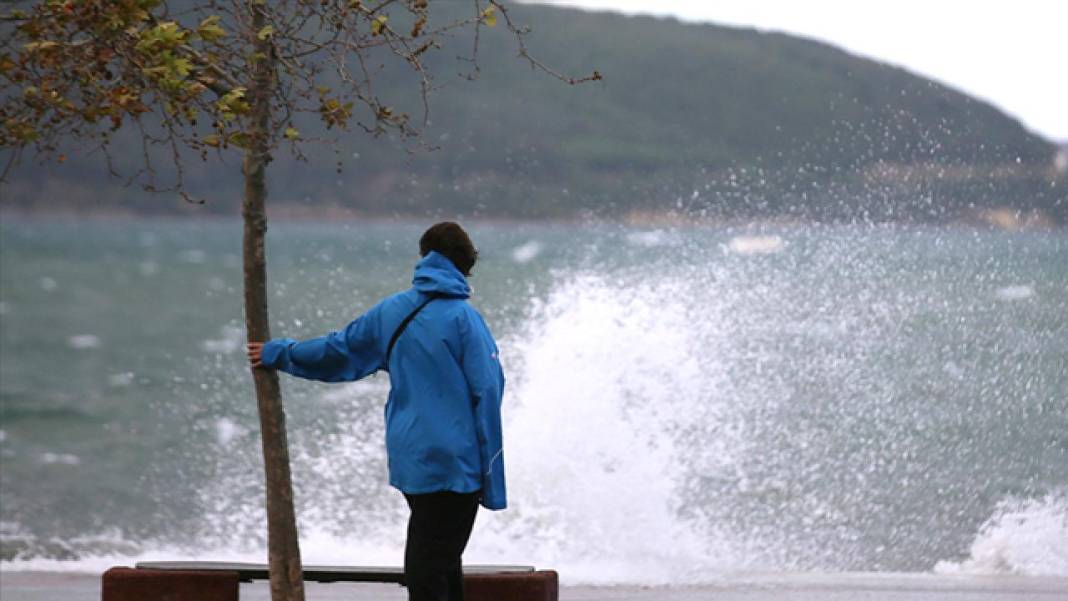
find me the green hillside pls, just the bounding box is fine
[3,3,1064,222]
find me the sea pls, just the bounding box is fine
[0,218,1066,598]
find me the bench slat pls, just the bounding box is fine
[135,561,535,583]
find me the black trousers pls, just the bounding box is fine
[403,491,480,601]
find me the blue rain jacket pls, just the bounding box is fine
[260,251,507,510]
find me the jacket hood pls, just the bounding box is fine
[412,251,471,298]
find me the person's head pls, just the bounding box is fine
[419,222,478,276]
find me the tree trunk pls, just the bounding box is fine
[242,3,305,601]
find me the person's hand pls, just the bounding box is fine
[247,342,266,369]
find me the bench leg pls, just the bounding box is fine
[465,570,559,601]
[102,567,240,601]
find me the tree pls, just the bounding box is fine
[1,2,596,600]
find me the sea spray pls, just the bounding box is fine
[2,222,1066,582]
[467,274,735,583]
[200,272,744,583]
[936,491,1068,576]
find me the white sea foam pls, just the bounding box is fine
[214,418,246,446]
[511,241,543,264]
[40,452,81,466]
[0,301,9,315]
[0,531,402,575]
[178,249,207,264]
[0,522,189,573]
[935,492,1068,576]
[39,277,58,292]
[67,334,101,350]
[727,235,785,255]
[458,274,743,583]
[108,372,135,387]
[995,285,1035,301]
[626,230,677,247]
[200,325,245,354]
[0,429,6,442]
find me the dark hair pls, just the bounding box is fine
[419,222,478,276]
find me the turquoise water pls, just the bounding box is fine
[1,219,1066,582]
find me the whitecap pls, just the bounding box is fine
[67,334,101,349]
[206,276,227,292]
[0,429,6,442]
[40,452,81,466]
[511,240,543,264]
[200,325,245,354]
[178,249,207,264]
[995,285,1035,301]
[108,372,135,387]
[727,235,785,255]
[935,491,1068,576]
[0,301,9,315]
[626,230,676,247]
[39,277,58,292]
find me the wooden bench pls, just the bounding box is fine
[102,561,558,601]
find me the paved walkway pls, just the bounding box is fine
[3,571,1066,601]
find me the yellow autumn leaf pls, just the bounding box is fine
[370,15,388,35]
[482,6,497,27]
[197,16,227,42]
[284,127,299,140]
[257,25,274,40]
[229,132,251,149]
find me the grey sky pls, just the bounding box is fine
[525,0,1068,142]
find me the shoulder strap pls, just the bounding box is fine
[385,294,440,368]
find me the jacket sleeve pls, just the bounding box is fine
[260,304,384,383]
[460,308,507,510]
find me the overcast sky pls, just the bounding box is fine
[525,0,1068,142]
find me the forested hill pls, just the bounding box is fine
[4,3,1065,223]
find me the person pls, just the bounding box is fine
[247,222,506,601]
